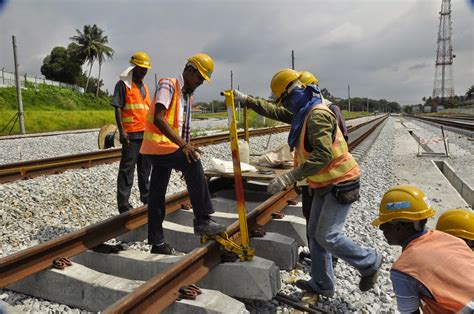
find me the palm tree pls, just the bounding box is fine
[95,37,114,96]
[70,24,114,94]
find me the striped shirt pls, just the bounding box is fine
[154,75,192,141]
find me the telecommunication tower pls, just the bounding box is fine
[432,0,455,108]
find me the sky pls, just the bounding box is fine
[0,0,473,106]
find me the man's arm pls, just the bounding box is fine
[153,103,201,163]
[390,270,424,314]
[291,110,334,181]
[111,81,129,144]
[245,97,293,124]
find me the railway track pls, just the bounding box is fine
[411,115,474,132]
[0,116,382,184]
[0,115,388,313]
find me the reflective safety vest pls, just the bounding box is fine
[295,105,359,189]
[140,78,181,155]
[122,81,150,133]
[392,230,474,314]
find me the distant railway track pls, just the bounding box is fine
[0,116,383,184]
[411,115,474,132]
[0,115,388,313]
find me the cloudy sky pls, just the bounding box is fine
[0,0,473,106]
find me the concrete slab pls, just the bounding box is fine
[7,263,143,312]
[164,289,249,314]
[0,301,23,314]
[264,215,308,246]
[392,119,470,228]
[250,232,298,270]
[197,256,280,301]
[73,250,279,301]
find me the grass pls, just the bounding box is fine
[1,110,115,135]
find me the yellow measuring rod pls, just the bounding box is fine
[222,90,254,261]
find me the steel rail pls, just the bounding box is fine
[412,115,474,131]
[103,188,298,313]
[0,126,289,184]
[0,191,189,288]
[0,115,388,312]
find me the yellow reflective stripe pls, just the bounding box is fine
[332,140,347,157]
[144,131,168,142]
[146,114,154,122]
[122,116,134,123]
[124,103,147,110]
[310,158,356,182]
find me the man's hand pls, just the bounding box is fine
[233,90,248,103]
[268,171,297,194]
[119,131,130,145]
[181,143,203,163]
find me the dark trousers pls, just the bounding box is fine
[147,150,214,245]
[301,185,312,245]
[117,139,151,212]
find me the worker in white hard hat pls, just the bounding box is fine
[140,53,226,255]
[111,51,152,213]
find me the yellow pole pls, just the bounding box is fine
[222,90,250,256]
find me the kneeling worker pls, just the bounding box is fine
[140,53,226,255]
[436,208,474,250]
[372,185,474,313]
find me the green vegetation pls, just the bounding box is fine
[0,85,113,135]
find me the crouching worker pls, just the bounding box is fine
[140,53,226,255]
[372,185,474,313]
[436,208,474,250]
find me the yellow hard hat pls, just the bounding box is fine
[270,68,300,100]
[372,185,436,226]
[187,53,214,82]
[130,51,152,69]
[298,71,319,86]
[436,208,474,240]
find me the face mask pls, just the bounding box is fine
[284,85,315,113]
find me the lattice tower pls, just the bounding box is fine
[432,0,455,102]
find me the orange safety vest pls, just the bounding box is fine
[392,230,474,314]
[295,105,360,189]
[140,78,181,155]
[122,81,150,133]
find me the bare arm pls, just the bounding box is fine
[154,103,201,163]
[114,107,129,145]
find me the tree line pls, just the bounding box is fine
[41,24,114,97]
[403,85,474,113]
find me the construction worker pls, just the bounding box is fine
[234,68,382,297]
[140,53,226,255]
[372,185,474,313]
[436,208,474,250]
[296,71,349,265]
[111,51,152,213]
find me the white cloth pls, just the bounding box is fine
[210,157,257,174]
[119,66,135,89]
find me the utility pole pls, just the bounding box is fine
[12,35,25,134]
[348,85,351,113]
[291,50,295,70]
[366,97,369,113]
[154,73,157,87]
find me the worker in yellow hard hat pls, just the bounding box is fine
[234,68,382,297]
[140,53,225,255]
[436,208,474,250]
[373,185,474,313]
[111,51,152,213]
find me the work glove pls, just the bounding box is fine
[233,90,248,103]
[268,171,297,194]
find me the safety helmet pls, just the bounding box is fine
[187,53,214,82]
[270,68,301,100]
[436,208,474,240]
[372,185,436,226]
[298,71,319,86]
[129,51,152,69]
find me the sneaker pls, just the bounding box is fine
[194,218,226,235]
[295,279,334,298]
[359,255,383,292]
[150,243,178,255]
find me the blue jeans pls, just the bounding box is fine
[308,190,379,296]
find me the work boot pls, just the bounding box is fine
[194,218,226,235]
[118,204,133,214]
[150,243,179,255]
[295,280,334,298]
[359,255,383,292]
